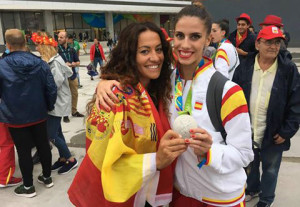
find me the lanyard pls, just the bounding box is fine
[174,59,205,115]
[59,45,71,62]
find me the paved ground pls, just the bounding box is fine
[1,48,300,207]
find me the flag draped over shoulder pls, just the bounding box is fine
[68,83,174,207]
[0,123,15,186]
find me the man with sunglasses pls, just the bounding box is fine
[233,26,300,207]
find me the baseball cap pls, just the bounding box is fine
[256,26,285,41]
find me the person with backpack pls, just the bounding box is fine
[211,19,240,79]
[95,3,253,207]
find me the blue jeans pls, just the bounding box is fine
[93,57,103,70]
[47,115,71,159]
[246,145,283,204]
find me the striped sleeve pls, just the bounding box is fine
[216,49,230,66]
[214,49,230,78]
[221,85,248,126]
[204,82,253,174]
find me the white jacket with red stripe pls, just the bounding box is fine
[214,40,240,80]
[169,60,253,206]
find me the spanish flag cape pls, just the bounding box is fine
[68,83,175,207]
[0,123,15,185]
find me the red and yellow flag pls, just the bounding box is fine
[68,84,174,207]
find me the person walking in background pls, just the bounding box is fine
[57,31,84,123]
[107,36,113,52]
[0,123,22,188]
[67,34,82,88]
[211,19,239,79]
[228,13,256,62]
[0,29,57,197]
[89,38,106,80]
[82,40,87,54]
[33,32,79,175]
[233,26,300,207]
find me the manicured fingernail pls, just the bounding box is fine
[191,134,195,138]
[190,129,194,133]
[185,139,190,143]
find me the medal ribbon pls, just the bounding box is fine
[174,59,205,115]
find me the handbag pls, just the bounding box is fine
[86,62,99,77]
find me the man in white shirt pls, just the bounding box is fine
[233,26,300,207]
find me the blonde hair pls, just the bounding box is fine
[38,44,57,62]
[37,32,58,62]
[5,29,25,50]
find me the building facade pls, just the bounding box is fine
[0,0,191,50]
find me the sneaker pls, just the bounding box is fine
[58,159,78,175]
[14,185,36,198]
[51,158,66,171]
[91,76,94,80]
[72,112,84,117]
[0,177,22,188]
[37,174,54,188]
[78,85,83,88]
[245,191,259,202]
[63,116,70,123]
[255,201,273,207]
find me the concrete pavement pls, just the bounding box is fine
[1,51,300,207]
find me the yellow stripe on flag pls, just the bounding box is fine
[5,167,12,185]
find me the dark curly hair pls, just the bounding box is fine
[87,22,173,115]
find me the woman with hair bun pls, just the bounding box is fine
[211,19,240,79]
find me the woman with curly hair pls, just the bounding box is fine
[95,3,252,207]
[68,22,188,207]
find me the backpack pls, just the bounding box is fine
[206,71,228,144]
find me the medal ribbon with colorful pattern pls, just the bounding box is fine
[175,59,205,115]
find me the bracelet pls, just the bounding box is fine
[197,158,207,169]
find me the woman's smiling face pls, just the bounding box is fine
[136,30,164,87]
[173,16,211,71]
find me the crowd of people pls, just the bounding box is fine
[0,1,299,207]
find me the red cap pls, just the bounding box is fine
[259,15,283,28]
[256,26,285,41]
[160,28,173,42]
[236,13,252,25]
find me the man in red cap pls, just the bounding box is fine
[259,14,290,49]
[233,26,300,207]
[228,13,256,62]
